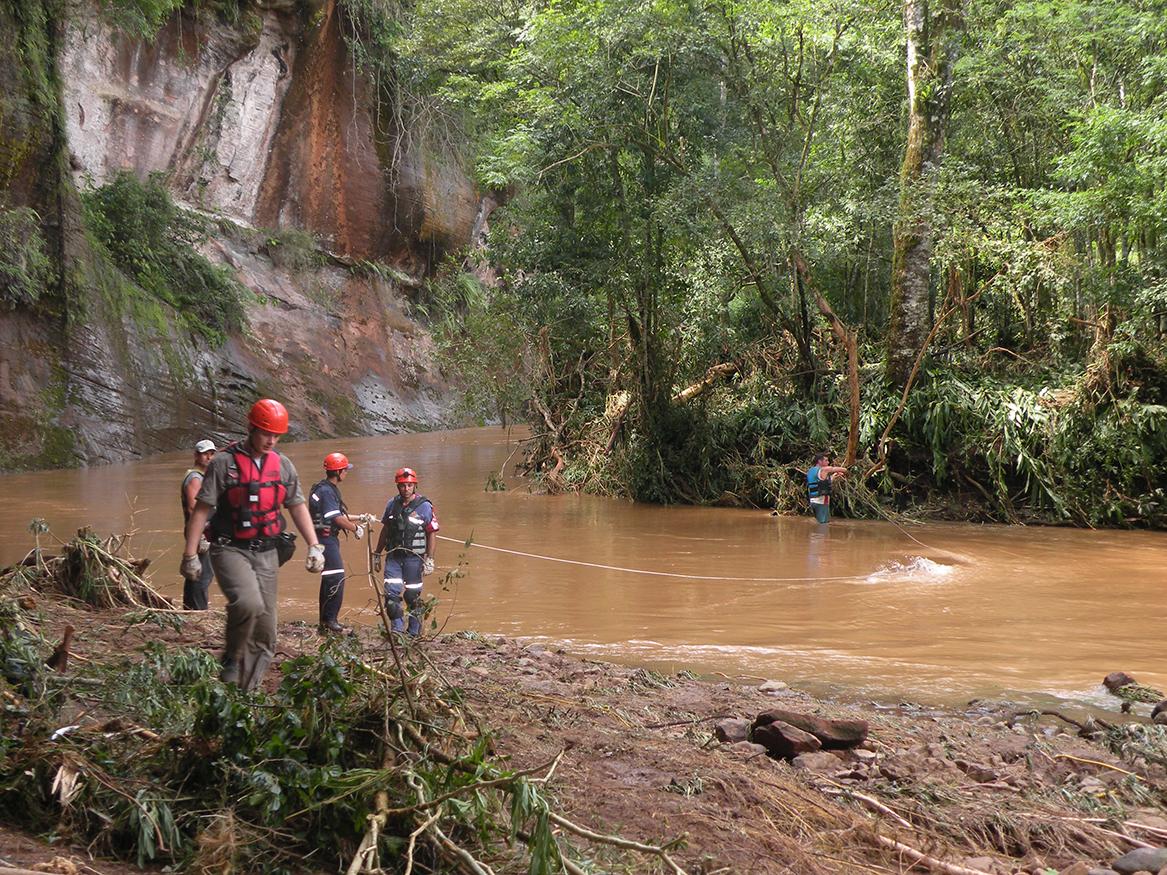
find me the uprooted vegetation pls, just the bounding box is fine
[4,529,1167,874]
[0,530,693,873]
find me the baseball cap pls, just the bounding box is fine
[195,439,217,453]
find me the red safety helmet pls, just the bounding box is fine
[395,467,418,484]
[248,399,289,434]
[324,452,352,472]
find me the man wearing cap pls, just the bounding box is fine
[180,399,325,690]
[180,439,218,609]
[374,467,439,636]
[309,452,371,633]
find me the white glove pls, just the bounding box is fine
[356,513,377,525]
[197,535,211,554]
[423,556,434,576]
[306,543,326,574]
[180,554,202,581]
[354,524,366,541]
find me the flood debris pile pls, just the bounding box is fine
[4,536,1167,874]
[3,526,170,611]
[0,571,689,874]
[1104,671,1167,714]
[706,697,1167,875]
[427,633,1167,875]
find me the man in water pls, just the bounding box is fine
[180,439,218,609]
[374,467,439,636]
[181,399,325,689]
[807,451,848,524]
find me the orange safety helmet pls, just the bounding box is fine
[324,452,352,472]
[248,399,289,434]
[395,467,418,484]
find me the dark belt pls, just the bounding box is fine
[217,536,278,552]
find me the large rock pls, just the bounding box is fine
[753,709,869,750]
[59,2,480,262]
[713,718,751,744]
[752,721,821,760]
[1111,847,1167,874]
[1103,671,1138,692]
[791,751,843,773]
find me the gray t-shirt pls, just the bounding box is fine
[196,444,306,508]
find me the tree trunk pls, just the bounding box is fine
[885,0,964,387]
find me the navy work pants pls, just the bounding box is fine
[384,552,424,636]
[318,538,346,625]
[182,552,213,610]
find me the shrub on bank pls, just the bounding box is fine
[0,201,53,310]
[533,355,1167,528]
[82,172,247,345]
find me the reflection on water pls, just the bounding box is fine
[1,426,1164,708]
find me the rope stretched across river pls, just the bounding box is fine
[436,534,867,582]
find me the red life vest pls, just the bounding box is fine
[210,442,288,540]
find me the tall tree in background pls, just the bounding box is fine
[885,0,964,387]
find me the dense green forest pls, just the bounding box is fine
[2,0,1165,524]
[385,0,1167,526]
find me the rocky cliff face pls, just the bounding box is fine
[0,0,485,468]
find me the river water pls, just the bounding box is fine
[2,427,1164,710]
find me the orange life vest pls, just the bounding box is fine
[210,442,287,540]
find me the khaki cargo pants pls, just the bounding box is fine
[209,543,280,691]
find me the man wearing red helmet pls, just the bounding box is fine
[374,467,439,636]
[181,399,324,689]
[308,452,368,633]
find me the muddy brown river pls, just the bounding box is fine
[2,427,1163,709]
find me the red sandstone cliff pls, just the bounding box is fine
[0,0,487,467]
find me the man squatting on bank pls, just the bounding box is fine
[180,439,218,610]
[181,399,325,689]
[309,452,375,634]
[374,467,438,636]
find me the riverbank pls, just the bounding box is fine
[3,565,1167,875]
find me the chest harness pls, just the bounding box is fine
[210,443,287,545]
[385,495,429,555]
[807,468,832,500]
[309,478,348,538]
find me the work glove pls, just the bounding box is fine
[373,552,383,573]
[197,535,211,554]
[356,513,377,525]
[422,556,435,576]
[306,543,326,574]
[180,554,202,581]
[354,524,366,541]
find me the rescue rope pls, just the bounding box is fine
[862,503,971,565]
[436,534,868,582]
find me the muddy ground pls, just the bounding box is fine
[3,591,1167,875]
